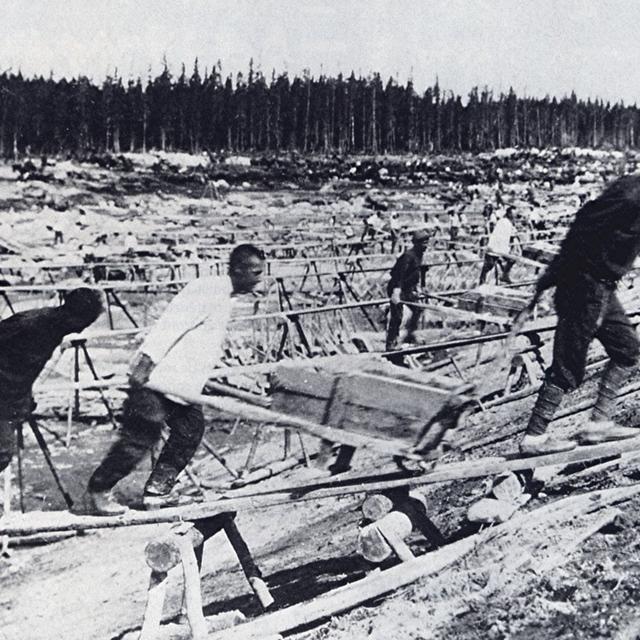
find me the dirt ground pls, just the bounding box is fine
[2,150,640,640]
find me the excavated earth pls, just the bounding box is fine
[1,151,640,640]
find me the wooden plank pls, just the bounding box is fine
[271,365,336,399]
[139,571,169,640]
[210,534,479,640]
[335,372,455,418]
[177,535,208,640]
[5,439,640,537]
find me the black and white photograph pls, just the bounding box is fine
[2,1,640,638]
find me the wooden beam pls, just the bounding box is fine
[139,571,169,640]
[6,440,640,537]
[210,534,479,640]
[222,515,274,610]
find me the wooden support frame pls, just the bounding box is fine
[140,515,273,639]
[68,338,117,427]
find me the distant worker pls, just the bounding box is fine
[482,203,498,238]
[46,225,64,246]
[386,211,402,252]
[385,229,431,351]
[85,244,265,514]
[519,175,640,455]
[123,231,139,253]
[447,210,460,249]
[361,211,385,242]
[0,289,103,475]
[479,207,519,284]
[447,208,468,250]
[343,218,356,239]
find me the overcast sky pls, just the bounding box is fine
[1,0,638,103]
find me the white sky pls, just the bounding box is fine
[0,0,638,103]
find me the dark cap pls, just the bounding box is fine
[412,228,431,243]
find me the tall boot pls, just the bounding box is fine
[578,361,638,444]
[520,380,575,455]
[525,380,564,436]
[592,361,631,422]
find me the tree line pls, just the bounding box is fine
[1,59,638,158]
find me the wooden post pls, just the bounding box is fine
[1,466,11,557]
[73,342,81,417]
[176,535,208,640]
[66,354,74,447]
[222,515,274,610]
[283,428,291,460]
[139,571,169,640]
[16,423,24,513]
[27,418,74,508]
[144,523,207,639]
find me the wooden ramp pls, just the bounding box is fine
[3,436,640,537]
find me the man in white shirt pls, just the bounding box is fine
[479,207,518,284]
[123,231,139,253]
[86,244,265,514]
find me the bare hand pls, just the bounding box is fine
[129,353,155,388]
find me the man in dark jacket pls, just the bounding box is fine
[520,175,640,455]
[0,288,103,472]
[385,228,430,350]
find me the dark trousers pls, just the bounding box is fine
[547,274,640,392]
[479,253,514,284]
[386,298,423,349]
[89,389,205,495]
[0,419,20,474]
[0,397,35,473]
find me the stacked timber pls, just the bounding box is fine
[271,356,474,454]
[456,284,530,317]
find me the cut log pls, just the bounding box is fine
[357,511,413,563]
[361,494,394,522]
[145,523,205,573]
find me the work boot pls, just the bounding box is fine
[519,433,576,456]
[524,380,565,437]
[576,420,639,445]
[142,491,180,510]
[84,490,129,516]
[142,490,198,510]
[592,361,632,422]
